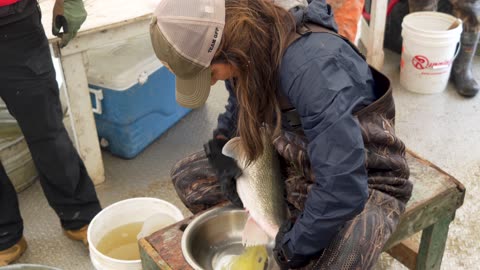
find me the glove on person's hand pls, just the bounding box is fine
[273,220,311,269]
[204,137,243,208]
[52,0,87,47]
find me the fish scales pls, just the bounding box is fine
[223,129,288,245]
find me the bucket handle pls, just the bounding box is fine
[402,41,461,70]
[453,41,462,60]
[89,88,104,115]
[433,42,461,70]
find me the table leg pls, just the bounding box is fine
[60,52,105,185]
[368,0,388,69]
[416,214,454,270]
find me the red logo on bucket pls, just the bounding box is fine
[412,55,429,70]
[412,55,453,70]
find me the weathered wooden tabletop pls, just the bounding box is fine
[39,0,160,41]
[385,150,465,249]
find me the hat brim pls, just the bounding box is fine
[175,67,212,109]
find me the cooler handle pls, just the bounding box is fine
[89,88,104,115]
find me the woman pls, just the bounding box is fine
[150,0,413,268]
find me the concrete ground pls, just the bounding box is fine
[10,49,480,269]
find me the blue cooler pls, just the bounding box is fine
[86,35,191,159]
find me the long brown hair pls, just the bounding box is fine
[213,0,295,162]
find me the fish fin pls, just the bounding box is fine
[242,216,271,247]
[221,137,242,160]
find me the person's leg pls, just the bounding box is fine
[0,161,27,266]
[300,190,405,270]
[0,162,23,251]
[171,151,227,214]
[408,0,440,12]
[0,6,101,232]
[272,129,313,213]
[450,0,480,97]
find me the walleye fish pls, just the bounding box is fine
[222,131,288,247]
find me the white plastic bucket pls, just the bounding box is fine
[400,12,463,94]
[87,197,184,270]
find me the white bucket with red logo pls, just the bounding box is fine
[400,12,462,94]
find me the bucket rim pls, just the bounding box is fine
[87,197,184,265]
[402,11,463,35]
[401,32,461,47]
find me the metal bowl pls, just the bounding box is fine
[181,206,277,270]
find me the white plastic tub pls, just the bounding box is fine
[87,197,184,270]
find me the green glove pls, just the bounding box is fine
[52,0,87,48]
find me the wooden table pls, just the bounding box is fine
[39,0,160,184]
[139,150,465,270]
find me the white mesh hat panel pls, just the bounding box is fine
[274,0,308,10]
[154,0,225,67]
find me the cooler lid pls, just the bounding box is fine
[86,33,165,91]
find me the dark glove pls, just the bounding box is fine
[273,220,311,269]
[204,138,243,208]
[52,0,87,47]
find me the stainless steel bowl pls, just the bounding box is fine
[181,206,277,270]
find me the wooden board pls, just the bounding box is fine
[405,150,464,207]
[39,0,160,41]
[387,239,418,270]
[384,150,465,249]
[140,215,196,270]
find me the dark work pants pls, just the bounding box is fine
[0,5,101,250]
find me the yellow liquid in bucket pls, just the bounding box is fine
[96,222,143,261]
[222,246,269,270]
[96,214,179,261]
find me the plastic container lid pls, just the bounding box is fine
[86,33,164,91]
